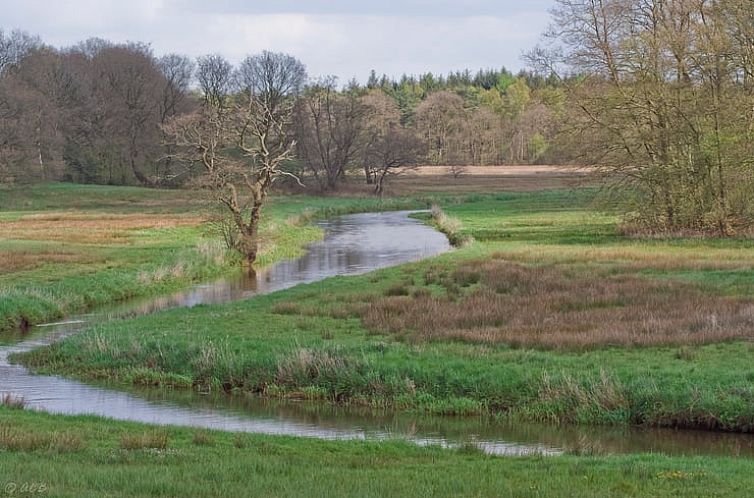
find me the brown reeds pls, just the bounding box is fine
[361,259,754,349]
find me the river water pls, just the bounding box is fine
[2,211,753,457]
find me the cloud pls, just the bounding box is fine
[0,1,552,81]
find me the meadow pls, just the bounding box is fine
[2,406,751,498]
[0,183,435,335]
[13,179,754,431]
[4,171,754,496]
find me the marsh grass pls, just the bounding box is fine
[16,187,754,431]
[2,184,424,332]
[429,204,473,247]
[362,258,754,348]
[192,430,215,446]
[275,348,354,386]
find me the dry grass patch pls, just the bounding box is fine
[388,165,591,195]
[0,248,97,274]
[0,212,204,244]
[498,245,754,270]
[361,259,754,349]
[0,424,84,452]
[192,430,215,446]
[0,393,27,409]
[275,348,353,385]
[120,432,169,450]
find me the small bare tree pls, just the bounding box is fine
[165,52,306,268]
[365,126,422,196]
[294,77,367,191]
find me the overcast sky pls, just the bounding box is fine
[0,0,554,82]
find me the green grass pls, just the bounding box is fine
[1,407,753,498]
[18,188,754,430]
[0,183,447,334]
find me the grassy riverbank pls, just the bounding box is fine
[0,407,752,498]
[0,183,436,335]
[17,187,754,431]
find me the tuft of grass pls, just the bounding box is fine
[429,204,473,247]
[120,432,169,450]
[384,283,411,296]
[0,393,27,410]
[233,433,249,449]
[0,424,84,453]
[192,430,215,446]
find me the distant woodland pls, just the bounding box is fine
[2,0,754,234]
[0,31,565,188]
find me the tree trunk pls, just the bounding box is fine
[364,164,374,184]
[239,228,259,268]
[239,199,263,267]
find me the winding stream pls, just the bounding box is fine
[2,211,754,457]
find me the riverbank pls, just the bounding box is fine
[16,188,754,431]
[0,406,751,498]
[0,183,439,334]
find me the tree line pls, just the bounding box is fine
[4,0,754,238]
[534,0,754,234]
[0,30,566,189]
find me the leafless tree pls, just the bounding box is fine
[196,54,234,109]
[156,54,195,184]
[415,91,464,165]
[360,90,400,184]
[364,125,421,196]
[362,94,422,195]
[0,29,40,74]
[166,52,306,267]
[294,77,367,191]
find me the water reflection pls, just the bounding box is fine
[2,211,753,457]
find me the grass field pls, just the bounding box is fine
[0,406,752,498]
[16,186,754,431]
[0,183,441,334]
[5,172,754,496]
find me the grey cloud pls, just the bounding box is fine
[0,0,554,81]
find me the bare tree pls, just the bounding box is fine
[364,125,421,196]
[196,54,234,108]
[156,54,195,184]
[93,44,165,186]
[414,91,464,165]
[0,29,40,74]
[363,94,422,195]
[360,90,400,184]
[294,77,366,191]
[166,52,306,268]
[158,54,194,123]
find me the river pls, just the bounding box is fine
[2,210,753,457]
